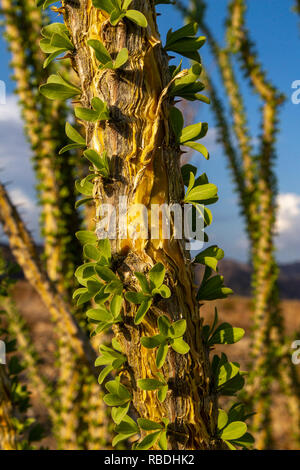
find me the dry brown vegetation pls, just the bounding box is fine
[5,280,299,450]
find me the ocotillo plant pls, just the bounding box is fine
[1,0,81,294]
[0,253,44,450]
[176,0,300,448]
[0,181,114,449]
[37,0,252,450]
[1,0,113,449]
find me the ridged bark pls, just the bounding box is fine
[62,0,221,449]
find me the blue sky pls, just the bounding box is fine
[0,0,299,263]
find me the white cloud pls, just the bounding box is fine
[276,193,300,233]
[0,94,22,124]
[0,94,41,240]
[276,193,300,261]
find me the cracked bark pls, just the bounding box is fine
[63,0,221,449]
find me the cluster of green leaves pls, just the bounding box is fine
[202,307,245,347]
[40,74,81,101]
[212,352,245,397]
[74,232,125,333]
[181,165,217,238]
[74,149,110,207]
[137,373,168,403]
[92,0,148,27]
[193,241,233,301]
[59,122,86,155]
[170,107,209,158]
[133,418,169,450]
[125,263,171,325]
[165,23,205,62]
[40,23,74,68]
[141,315,190,369]
[169,63,209,103]
[95,339,126,384]
[88,40,129,70]
[75,97,110,123]
[217,404,254,450]
[112,414,169,450]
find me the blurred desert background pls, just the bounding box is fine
[2,244,299,450]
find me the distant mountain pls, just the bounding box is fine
[219,259,300,300]
[1,243,300,299]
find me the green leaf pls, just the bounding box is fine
[137,379,164,391]
[125,291,148,304]
[169,107,184,139]
[77,290,95,306]
[180,122,204,144]
[110,9,124,26]
[88,39,112,65]
[105,280,123,295]
[149,263,165,289]
[209,326,245,346]
[125,10,148,28]
[152,284,171,298]
[84,149,109,176]
[59,143,85,154]
[95,265,118,282]
[217,362,240,388]
[137,418,163,431]
[115,416,139,435]
[40,74,81,100]
[134,298,152,325]
[87,308,112,322]
[84,244,101,262]
[169,319,186,339]
[122,0,133,9]
[220,422,247,441]
[156,342,169,369]
[41,23,68,39]
[51,32,74,51]
[166,23,198,47]
[217,409,228,431]
[65,122,86,145]
[219,374,245,396]
[72,287,87,300]
[194,245,224,271]
[141,335,165,349]
[92,0,115,13]
[76,230,97,245]
[114,48,129,69]
[184,141,209,159]
[135,431,161,450]
[87,279,103,294]
[171,337,190,355]
[158,430,168,450]
[110,294,123,318]
[181,164,197,187]
[75,97,110,122]
[98,365,113,384]
[231,432,255,448]
[158,385,168,403]
[111,402,130,424]
[157,315,171,337]
[43,50,66,68]
[134,272,151,293]
[75,179,93,196]
[185,183,218,203]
